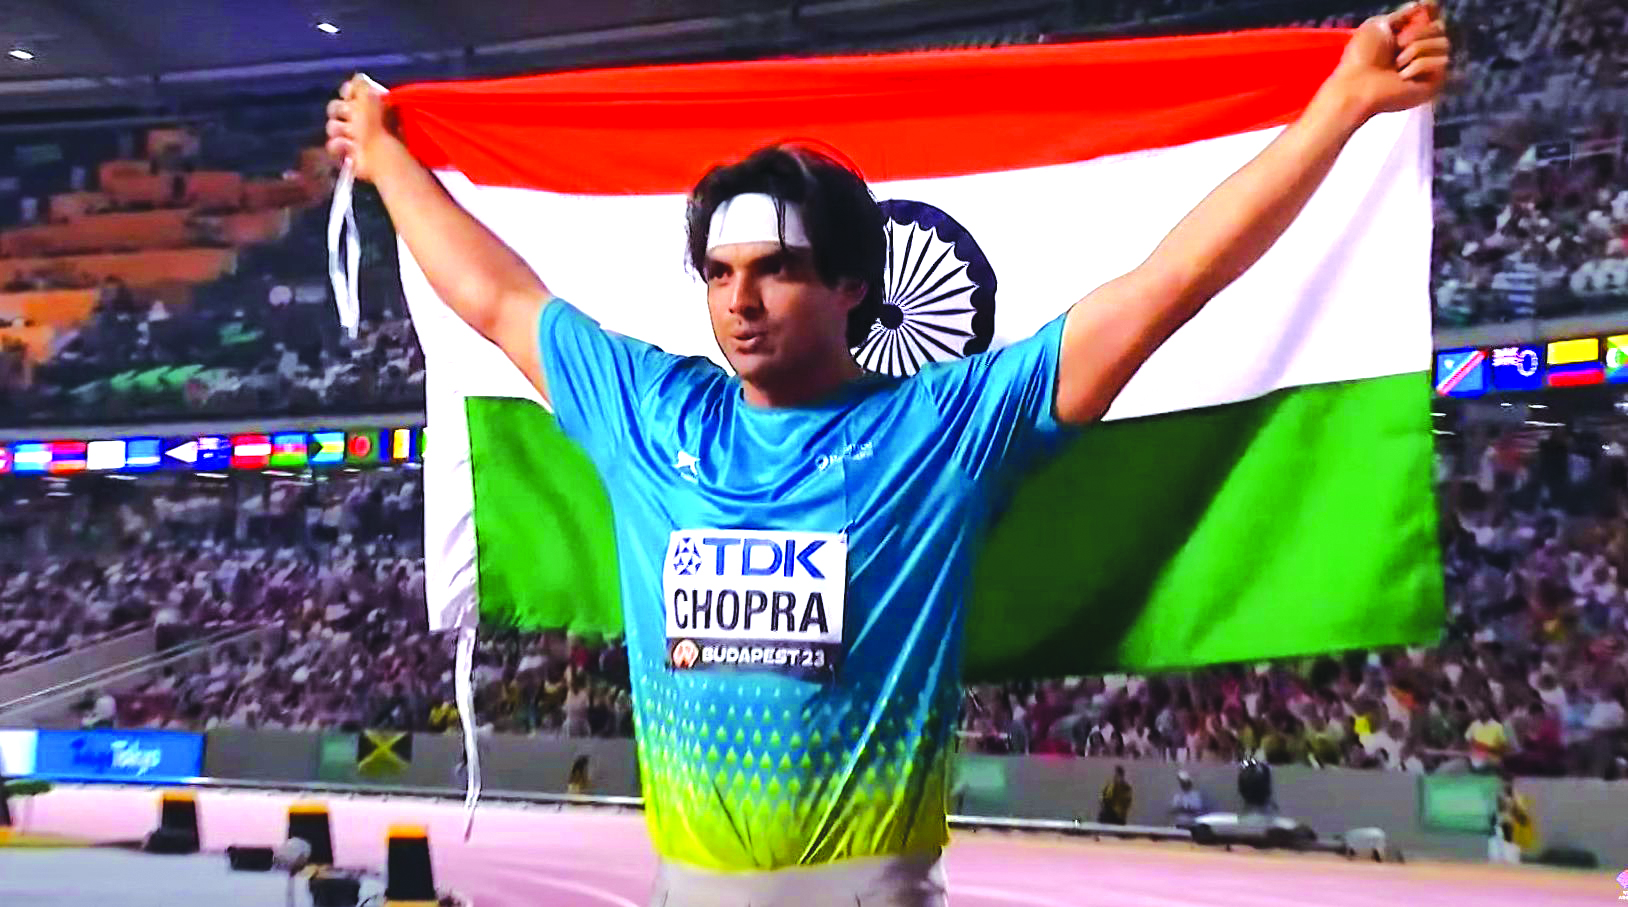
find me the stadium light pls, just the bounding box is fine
[316,21,340,34]
[7,49,33,61]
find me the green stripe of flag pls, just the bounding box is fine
[966,370,1443,679]
[465,396,621,638]
[466,371,1442,677]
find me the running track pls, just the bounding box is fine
[7,786,1614,906]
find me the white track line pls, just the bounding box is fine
[950,885,1204,907]
[476,864,642,907]
[470,854,651,881]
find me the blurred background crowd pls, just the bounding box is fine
[0,0,1625,783]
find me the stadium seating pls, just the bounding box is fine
[963,423,1628,780]
[0,115,420,428]
[0,0,1620,425]
[0,0,1622,782]
[1,418,1621,779]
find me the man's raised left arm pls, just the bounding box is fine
[1052,2,1450,426]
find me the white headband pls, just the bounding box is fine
[706,193,811,251]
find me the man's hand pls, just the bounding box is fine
[1329,2,1451,120]
[1051,4,1451,426]
[325,75,397,182]
[323,73,554,401]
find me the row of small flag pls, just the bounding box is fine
[1435,334,1628,398]
[0,427,423,476]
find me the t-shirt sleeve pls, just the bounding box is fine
[537,299,685,458]
[914,313,1074,479]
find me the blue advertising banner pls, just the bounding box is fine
[32,729,205,783]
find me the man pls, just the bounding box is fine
[324,6,1447,904]
[1168,770,1207,828]
[1490,775,1537,863]
[1584,684,1627,777]
[1098,765,1134,825]
[1465,702,1511,773]
[1363,719,1408,769]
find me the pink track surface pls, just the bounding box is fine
[10,786,1615,906]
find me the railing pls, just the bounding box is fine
[0,624,150,677]
[0,622,274,721]
[169,776,1199,843]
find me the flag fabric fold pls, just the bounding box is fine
[387,29,1442,678]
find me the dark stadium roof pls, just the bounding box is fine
[0,0,1055,115]
[0,0,1373,118]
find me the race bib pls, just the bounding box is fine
[662,529,846,681]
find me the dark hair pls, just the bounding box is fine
[686,143,886,348]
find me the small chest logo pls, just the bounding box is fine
[673,449,700,483]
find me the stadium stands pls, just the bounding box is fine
[1,414,1621,779]
[0,0,1623,786]
[0,0,1621,429]
[961,419,1628,780]
[1428,0,1628,325]
[0,119,420,427]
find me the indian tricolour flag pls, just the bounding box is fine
[385,28,1443,678]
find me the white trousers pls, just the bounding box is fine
[649,852,948,907]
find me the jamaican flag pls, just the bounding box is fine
[317,730,413,782]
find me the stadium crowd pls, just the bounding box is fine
[0,0,1624,430]
[0,0,1625,776]
[0,114,422,426]
[1428,0,1628,325]
[2,417,1623,777]
[0,468,423,668]
[960,423,1628,780]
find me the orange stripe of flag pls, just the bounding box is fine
[392,29,1350,194]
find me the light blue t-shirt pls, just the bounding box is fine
[539,299,1068,870]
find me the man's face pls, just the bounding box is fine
[703,242,861,389]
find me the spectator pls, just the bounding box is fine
[1583,684,1627,776]
[1168,770,1207,827]
[568,755,593,795]
[1509,701,1565,776]
[1493,776,1539,862]
[1097,765,1133,825]
[563,674,592,738]
[1466,702,1512,773]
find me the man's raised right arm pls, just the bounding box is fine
[325,75,552,403]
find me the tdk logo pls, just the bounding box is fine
[663,529,847,646]
[671,538,704,576]
[674,535,827,579]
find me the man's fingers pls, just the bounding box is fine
[326,99,350,121]
[1397,36,1449,69]
[325,118,351,140]
[1396,17,1444,46]
[1399,55,1448,83]
[325,137,354,160]
[338,78,355,100]
[1363,14,1396,44]
[1386,2,1423,30]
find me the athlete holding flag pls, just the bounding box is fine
[325,5,1448,905]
